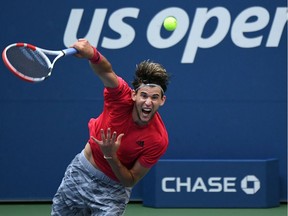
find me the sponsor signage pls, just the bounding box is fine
[63,6,286,64]
[143,159,279,207]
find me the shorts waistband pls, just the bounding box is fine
[79,150,120,186]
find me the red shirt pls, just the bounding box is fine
[88,76,168,181]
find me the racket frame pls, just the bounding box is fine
[2,43,77,82]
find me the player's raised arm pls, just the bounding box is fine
[72,38,118,88]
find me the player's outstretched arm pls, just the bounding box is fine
[72,39,118,88]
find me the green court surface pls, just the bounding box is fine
[0,202,286,216]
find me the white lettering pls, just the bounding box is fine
[182,7,231,63]
[64,9,107,47]
[63,6,287,64]
[192,177,208,192]
[231,7,270,48]
[102,8,139,49]
[208,177,222,192]
[266,7,288,46]
[162,177,176,192]
[176,177,191,192]
[162,177,238,193]
[224,177,237,192]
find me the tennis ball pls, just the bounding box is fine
[163,16,177,31]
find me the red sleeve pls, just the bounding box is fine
[139,137,168,168]
[104,76,131,99]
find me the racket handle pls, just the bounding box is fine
[62,48,78,56]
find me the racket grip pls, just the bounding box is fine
[62,48,78,56]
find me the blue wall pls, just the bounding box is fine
[0,0,286,201]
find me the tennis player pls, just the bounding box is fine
[51,39,170,215]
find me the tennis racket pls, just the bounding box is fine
[2,43,77,82]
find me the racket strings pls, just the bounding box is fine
[6,47,51,78]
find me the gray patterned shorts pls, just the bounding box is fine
[51,151,132,216]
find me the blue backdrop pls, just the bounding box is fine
[0,0,286,202]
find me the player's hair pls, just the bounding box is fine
[132,60,170,95]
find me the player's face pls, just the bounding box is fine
[132,86,166,125]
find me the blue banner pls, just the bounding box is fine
[143,159,279,207]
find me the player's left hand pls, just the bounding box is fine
[91,128,124,159]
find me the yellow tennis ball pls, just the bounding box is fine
[163,16,177,31]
